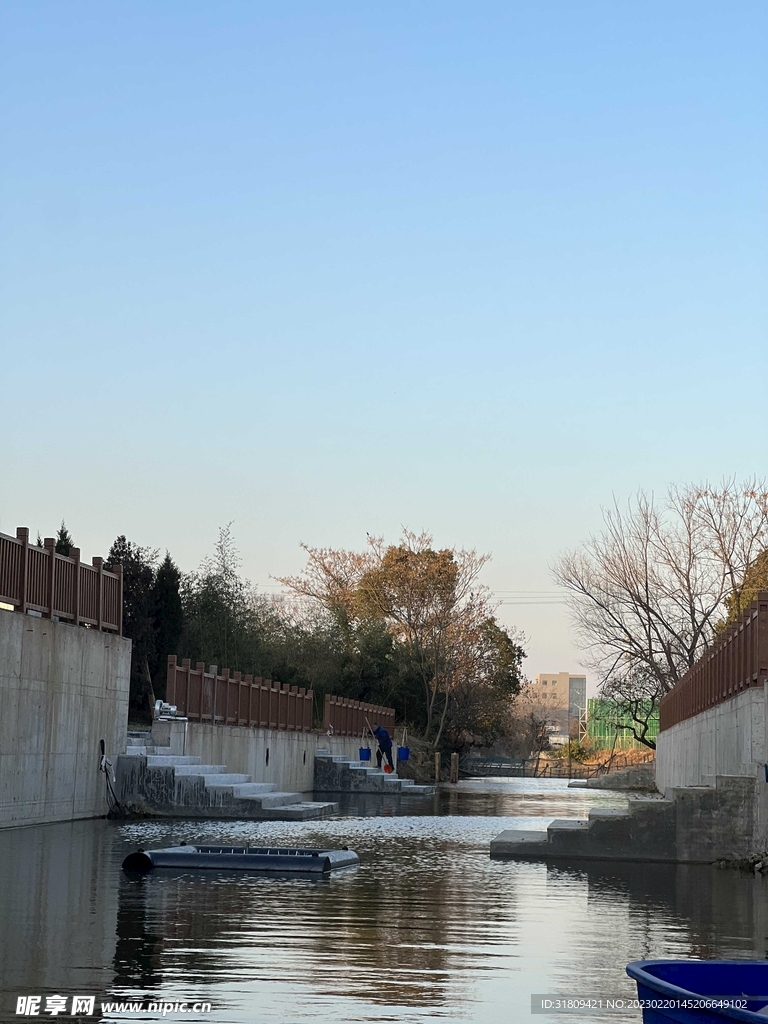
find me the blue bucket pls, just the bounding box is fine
[397,746,410,762]
[359,747,371,761]
[627,959,768,1021]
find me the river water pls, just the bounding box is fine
[1,778,766,1024]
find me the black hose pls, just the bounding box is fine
[100,739,128,819]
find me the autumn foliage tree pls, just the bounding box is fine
[277,530,525,749]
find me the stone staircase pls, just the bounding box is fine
[490,775,757,864]
[314,748,435,796]
[116,731,338,821]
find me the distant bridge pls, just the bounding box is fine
[459,755,642,780]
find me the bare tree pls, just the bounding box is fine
[553,479,768,746]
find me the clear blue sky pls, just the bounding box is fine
[1,1,766,682]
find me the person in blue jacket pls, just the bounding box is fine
[370,723,394,771]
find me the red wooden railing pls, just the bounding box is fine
[166,655,313,731]
[0,527,122,634]
[323,693,395,739]
[659,593,768,731]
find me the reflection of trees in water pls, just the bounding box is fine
[112,852,510,1009]
[113,876,164,988]
[112,844,768,1013]
[301,851,509,1007]
[552,860,768,963]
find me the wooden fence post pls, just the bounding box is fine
[16,528,29,615]
[71,547,81,627]
[450,752,459,784]
[44,538,56,620]
[113,559,122,635]
[93,557,104,632]
[435,752,441,783]
[167,655,177,707]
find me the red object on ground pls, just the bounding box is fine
[383,764,393,774]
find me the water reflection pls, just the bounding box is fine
[1,780,767,1023]
[114,875,164,988]
[0,819,118,998]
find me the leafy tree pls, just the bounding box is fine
[180,524,268,674]
[277,529,523,749]
[445,618,526,751]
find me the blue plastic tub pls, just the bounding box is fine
[627,959,768,1022]
[397,746,410,761]
[359,747,371,761]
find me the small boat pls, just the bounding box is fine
[122,844,360,875]
[627,959,768,1021]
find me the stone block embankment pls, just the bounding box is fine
[491,775,756,864]
[314,750,435,797]
[568,763,657,791]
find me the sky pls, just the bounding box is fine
[1,1,766,686]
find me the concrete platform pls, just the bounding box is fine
[490,776,758,864]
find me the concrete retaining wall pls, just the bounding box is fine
[0,610,131,828]
[656,686,766,791]
[160,720,360,792]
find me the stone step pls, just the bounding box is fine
[257,800,338,821]
[146,755,202,767]
[548,818,590,833]
[124,745,180,757]
[588,808,631,822]
[127,731,151,740]
[173,764,228,776]
[231,783,278,796]
[240,790,303,808]
[200,773,251,786]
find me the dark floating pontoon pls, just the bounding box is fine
[122,844,360,875]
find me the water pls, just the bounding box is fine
[1,779,767,1024]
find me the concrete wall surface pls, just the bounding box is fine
[181,722,359,792]
[0,610,131,829]
[656,686,765,792]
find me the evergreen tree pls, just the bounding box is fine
[151,552,184,700]
[108,536,158,719]
[55,520,75,556]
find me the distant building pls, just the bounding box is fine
[529,673,587,746]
